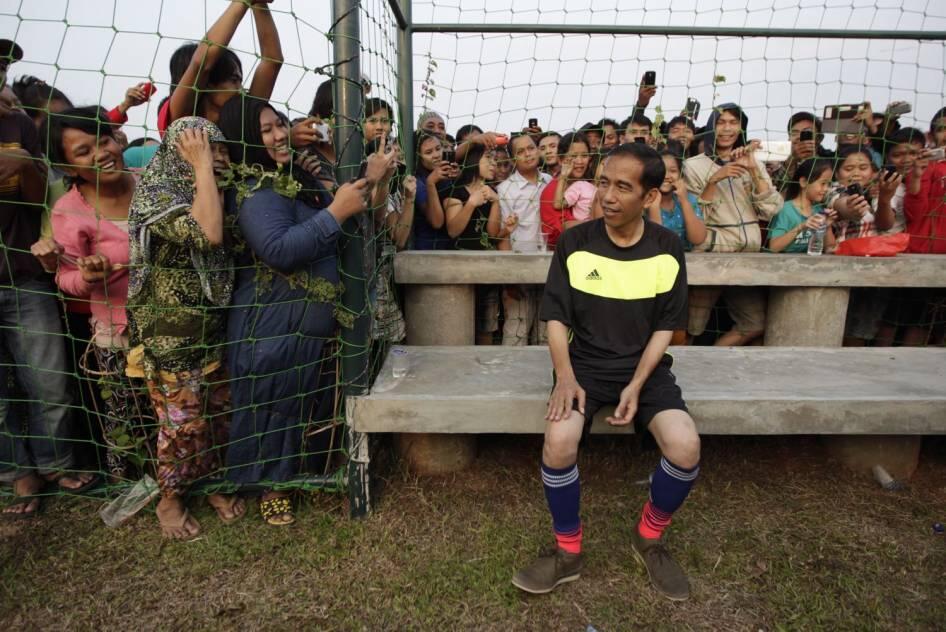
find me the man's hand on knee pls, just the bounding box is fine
[547,375,585,421]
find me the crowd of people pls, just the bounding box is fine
[0,0,944,559]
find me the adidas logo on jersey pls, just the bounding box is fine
[585,269,602,280]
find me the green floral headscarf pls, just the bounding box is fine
[127,116,233,307]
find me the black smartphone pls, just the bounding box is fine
[884,165,899,177]
[845,182,869,201]
[528,118,538,129]
[442,148,456,164]
[799,129,814,142]
[643,70,657,87]
[633,136,647,144]
[685,97,700,120]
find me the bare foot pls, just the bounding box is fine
[156,496,200,540]
[207,493,246,524]
[45,471,97,492]
[2,473,44,517]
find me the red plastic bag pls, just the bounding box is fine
[833,232,910,257]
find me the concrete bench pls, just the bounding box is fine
[351,346,946,436]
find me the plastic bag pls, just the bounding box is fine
[833,232,909,257]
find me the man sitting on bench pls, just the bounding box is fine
[512,143,701,601]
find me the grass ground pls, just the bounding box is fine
[1,435,944,631]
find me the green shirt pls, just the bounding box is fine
[768,200,824,253]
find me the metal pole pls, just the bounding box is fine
[411,23,946,41]
[397,0,415,171]
[332,0,371,518]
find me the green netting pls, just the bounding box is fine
[1,0,945,522]
[0,0,404,520]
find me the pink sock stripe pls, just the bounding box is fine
[638,500,672,539]
[555,526,583,553]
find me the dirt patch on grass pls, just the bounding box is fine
[2,436,944,630]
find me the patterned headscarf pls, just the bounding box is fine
[127,116,233,307]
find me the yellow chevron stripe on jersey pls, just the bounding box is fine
[566,251,679,300]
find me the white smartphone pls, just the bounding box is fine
[929,146,946,161]
[311,122,330,142]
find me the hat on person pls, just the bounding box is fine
[0,40,23,65]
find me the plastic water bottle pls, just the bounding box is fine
[391,347,409,379]
[99,474,160,527]
[807,221,826,256]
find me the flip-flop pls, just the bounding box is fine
[259,496,295,527]
[207,495,245,525]
[49,473,102,495]
[158,508,201,541]
[1,494,44,520]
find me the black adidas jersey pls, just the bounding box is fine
[539,218,688,382]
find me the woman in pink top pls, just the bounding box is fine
[44,106,149,480]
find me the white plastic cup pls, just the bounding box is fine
[391,347,409,379]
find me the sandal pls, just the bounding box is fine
[259,496,295,526]
[207,494,246,525]
[45,472,102,495]
[158,507,201,541]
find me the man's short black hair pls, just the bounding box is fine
[890,127,926,146]
[539,130,561,142]
[598,117,619,131]
[788,111,823,134]
[604,142,665,191]
[509,131,535,152]
[666,115,696,132]
[620,113,653,131]
[456,124,483,143]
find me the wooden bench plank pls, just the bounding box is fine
[393,251,946,287]
[349,346,946,435]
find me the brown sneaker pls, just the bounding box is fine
[630,528,690,601]
[512,547,584,594]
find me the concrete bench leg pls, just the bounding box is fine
[766,286,922,479]
[401,284,478,474]
[824,435,922,481]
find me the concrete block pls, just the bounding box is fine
[825,435,922,480]
[766,287,850,346]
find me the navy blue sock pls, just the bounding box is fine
[541,462,582,553]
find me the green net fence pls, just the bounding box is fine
[408,1,946,345]
[1,0,946,520]
[0,0,405,518]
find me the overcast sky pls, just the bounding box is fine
[3,0,944,148]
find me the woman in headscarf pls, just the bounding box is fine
[216,95,368,526]
[126,116,246,539]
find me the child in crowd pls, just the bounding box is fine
[162,0,282,132]
[647,147,706,250]
[767,159,836,253]
[824,146,902,346]
[553,133,595,220]
[875,128,934,346]
[412,131,455,250]
[540,131,592,249]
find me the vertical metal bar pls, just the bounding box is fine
[396,0,415,171]
[332,0,370,518]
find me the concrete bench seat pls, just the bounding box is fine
[349,346,946,435]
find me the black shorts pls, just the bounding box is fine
[557,359,689,442]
